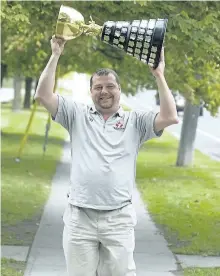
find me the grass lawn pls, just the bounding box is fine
[1,102,67,245]
[136,131,220,256]
[1,258,25,276]
[184,267,220,275]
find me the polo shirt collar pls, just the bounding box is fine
[89,104,124,118]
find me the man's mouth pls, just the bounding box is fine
[100,97,112,100]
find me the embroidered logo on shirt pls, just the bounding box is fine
[113,120,125,129]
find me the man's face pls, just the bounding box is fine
[90,73,121,111]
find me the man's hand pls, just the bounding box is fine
[50,35,66,57]
[149,47,165,78]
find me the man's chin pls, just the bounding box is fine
[98,100,113,109]
[100,104,113,109]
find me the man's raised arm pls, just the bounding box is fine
[34,35,66,117]
[150,47,179,133]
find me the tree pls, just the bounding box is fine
[164,2,220,166]
[2,1,220,166]
[1,0,30,110]
[1,0,61,110]
[23,77,33,109]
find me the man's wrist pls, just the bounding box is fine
[51,53,61,60]
[154,72,165,81]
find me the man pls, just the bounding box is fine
[35,35,178,276]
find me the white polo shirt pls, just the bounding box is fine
[53,94,163,210]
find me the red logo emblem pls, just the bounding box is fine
[114,121,124,129]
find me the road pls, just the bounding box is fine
[0,88,15,102]
[121,90,220,162]
[0,87,27,103]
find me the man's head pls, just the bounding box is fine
[90,68,121,114]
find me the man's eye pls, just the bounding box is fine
[107,86,114,89]
[95,86,102,90]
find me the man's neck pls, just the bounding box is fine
[103,114,111,121]
[96,105,120,121]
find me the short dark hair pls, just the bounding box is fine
[90,68,120,88]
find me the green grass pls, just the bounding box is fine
[1,103,67,244]
[1,258,25,276]
[136,132,220,256]
[184,267,220,275]
[121,104,131,111]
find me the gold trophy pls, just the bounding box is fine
[55,5,168,68]
[55,5,102,40]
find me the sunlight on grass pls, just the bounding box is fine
[1,258,25,276]
[184,267,220,275]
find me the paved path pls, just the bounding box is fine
[23,140,179,276]
[24,141,70,276]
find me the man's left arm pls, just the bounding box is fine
[150,47,179,133]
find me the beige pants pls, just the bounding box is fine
[63,203,137,276]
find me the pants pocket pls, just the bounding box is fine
[119,204,137,227]
[63,204,80,226]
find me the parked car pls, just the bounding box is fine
[155,91,204,116]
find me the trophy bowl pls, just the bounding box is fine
[56,5,85,40]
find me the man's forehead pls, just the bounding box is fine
[92,73,117,84]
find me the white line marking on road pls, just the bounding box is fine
[169,131,180,139]
[178,119,220,143]
[123,98,220,144]
[197,129,220,143]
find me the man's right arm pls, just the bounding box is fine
[34,36,66,117]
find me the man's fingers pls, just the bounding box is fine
[51,35,57,42]
[51,35,66,45]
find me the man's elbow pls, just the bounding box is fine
[33,94,40,103]
[169,116,179,125]
[33,93,44,105]
[34,89,44,101]
[34,93,39,101]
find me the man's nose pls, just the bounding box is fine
[100,87,108,94]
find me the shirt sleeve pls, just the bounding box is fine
[52,94,76,134]
[133,109,163,145]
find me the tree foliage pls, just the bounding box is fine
[1,0,220,114]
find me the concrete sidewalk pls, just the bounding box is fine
[24,141,179,276]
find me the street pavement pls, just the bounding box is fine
[0,87,15,102]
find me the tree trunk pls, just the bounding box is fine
[176,100,200,166]
[12,76,22,112]
[23,77,33,109]
[1,63,7,87]
[32,78,39,104]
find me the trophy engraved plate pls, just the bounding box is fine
[101,19,168,69]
